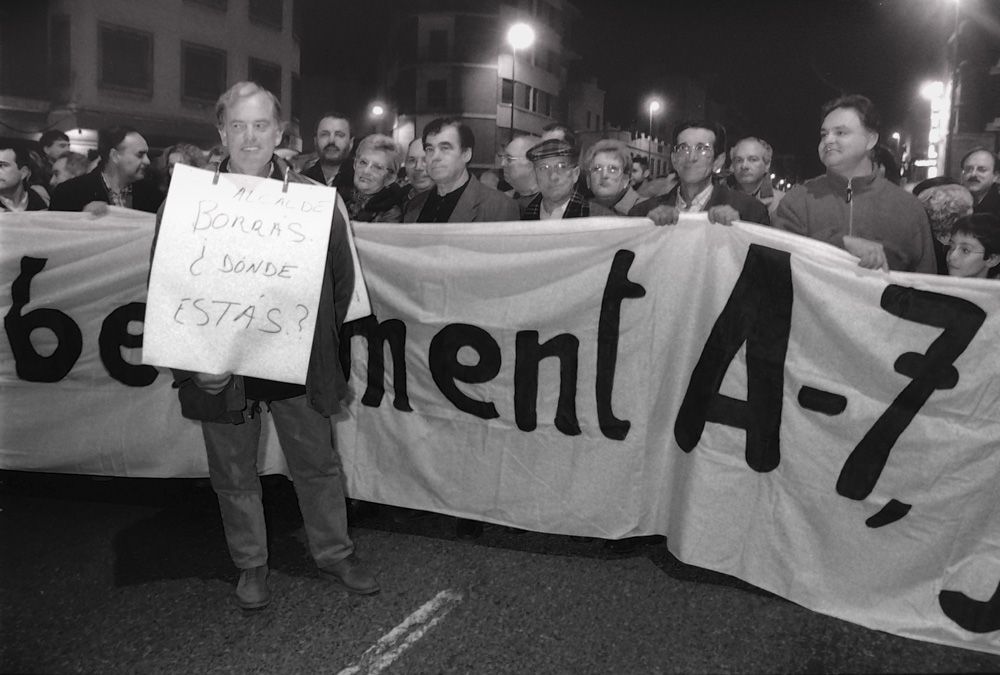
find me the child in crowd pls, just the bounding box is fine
[946,213,1000,279]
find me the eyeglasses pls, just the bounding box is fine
[947,243,986,256]
[355,157,390,174]
[589,164,624,176]
[672,143,715,158]
[535,161,576,174]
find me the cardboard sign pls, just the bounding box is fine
[143,164,333,383]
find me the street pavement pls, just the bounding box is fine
[3,471,1000,675]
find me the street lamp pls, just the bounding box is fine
[647,99,661,162]
[370,103,385,134]
[506,22,536,143]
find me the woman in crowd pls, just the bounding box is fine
[345,134,405,223]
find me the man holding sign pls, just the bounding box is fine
[148,82,377,609]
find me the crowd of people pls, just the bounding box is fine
[4,81,1000,611]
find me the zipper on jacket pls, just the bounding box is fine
[846,179,854,236]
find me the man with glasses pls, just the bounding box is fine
[521,138,613,220]
[501,133,541,215]
[628,120,768,226]
[584,139,647,215]
[403,117,519,224]
[773,94,935,273]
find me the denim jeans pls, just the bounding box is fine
[201,395,354,570]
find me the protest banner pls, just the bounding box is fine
[3,210,1000,655]
[143,164,335,384]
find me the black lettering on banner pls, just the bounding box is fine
[340,316,412,411]
[4,256,83,382]
[596,250,646,440]
[836,286,985,500]
[940,579,1000,633]
[429,323,500,420]
[514,330,581,435]
[674,244,793,472]
[98,302,158,387]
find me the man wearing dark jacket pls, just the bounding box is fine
[50,126,163,213]
[629,120,769,227]
[153,81,377,610]
[302,112,354,191]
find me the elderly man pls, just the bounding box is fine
[403,117,519,224]
[404,138,433,195]
[729,136,784,216]
[501,133,541,214]
[584,139,646,215]
[50,126,162,213]
[153,81,378,609]
[520,139,613,220]
[960,148,1000,217]
[303,112,354,189]
[629,120,769,226]
[0,142,48,211]
[773,94,935,273]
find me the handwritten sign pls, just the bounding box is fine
[142,164,334,384]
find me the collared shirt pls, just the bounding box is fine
[539,198,570,220]
[417,177,470,223]
[101,172,132,208]
[0,190,28,212]
[677,183,714,212]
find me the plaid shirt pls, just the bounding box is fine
[521,187,592,220]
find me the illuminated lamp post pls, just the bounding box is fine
[506,22,536,143]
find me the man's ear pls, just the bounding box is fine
[865,132,879,153]
[461,147,473,165]
[986,253,1000,272]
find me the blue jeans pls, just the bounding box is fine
[201,395,354,570]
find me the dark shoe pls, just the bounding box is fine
[319,554,380,595]
[455,518,484,540]
[235,565,271,610]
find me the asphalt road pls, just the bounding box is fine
[3,472,1000,675]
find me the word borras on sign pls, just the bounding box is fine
[341,250,645,442]
[4,256,156,386]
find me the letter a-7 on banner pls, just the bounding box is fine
[143,164,333,383]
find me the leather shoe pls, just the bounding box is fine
[319,554,380,595]
[235,565,271,610]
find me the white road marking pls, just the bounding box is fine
[337,588,464,675]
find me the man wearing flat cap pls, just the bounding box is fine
[521,139,613,220]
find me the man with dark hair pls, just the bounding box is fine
[629,120,769,226]
[403,117,519,223]
[38,130,70,164]
[0,142,48,211]
[960,147,1000,217]
[945,213,1000,278]
[303,112,354,189]
[153,81,378,609]
[540,122,576,147]
[50,126,162,213]
[501,133,541,214]
[773,94,935,273]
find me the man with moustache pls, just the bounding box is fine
[50,126,163,213]
[959,148,1000,217]
[500,133,541,214]
[303,112,354,189]
[153,82,378,609]
[773,94,935,273]
[403,138,433,203]
[729,136,784,217]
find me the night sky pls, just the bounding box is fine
[306,0,964,175]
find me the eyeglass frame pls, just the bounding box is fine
[671,143,716,159]
[533,160,578,175]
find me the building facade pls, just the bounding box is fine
[0,0,302,153]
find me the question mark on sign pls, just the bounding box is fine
[295,304,309,332]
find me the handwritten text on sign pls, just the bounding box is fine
[143,164,333,384]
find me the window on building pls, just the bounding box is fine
[501,78,512,105]
[99,23,153,96]
[248,0,283,30]
[50,15,71,89]
[427,79,448,109]
[182,42,226,103]
[185,0,228,10]
[248,57,281,99]
[428,29,448,61]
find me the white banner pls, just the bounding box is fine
[143,164,334,383]
[3,210,1000,655]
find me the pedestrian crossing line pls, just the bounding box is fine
[336,588,464,675]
